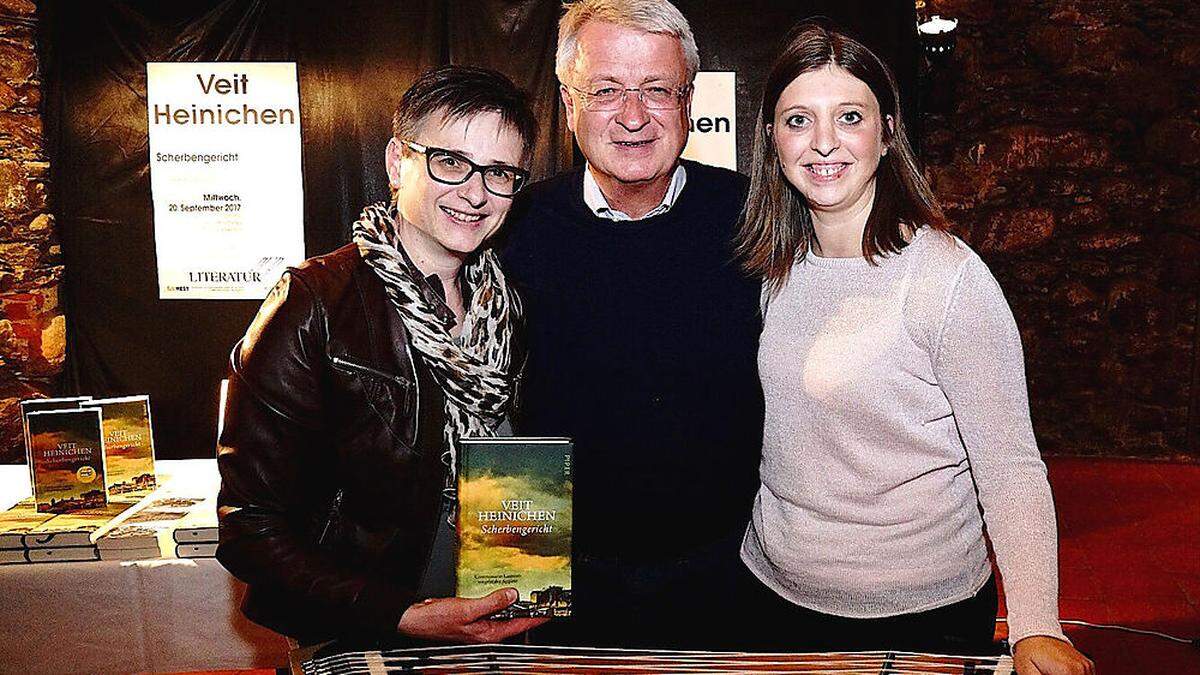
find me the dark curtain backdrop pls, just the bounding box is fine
[38,0,917,459]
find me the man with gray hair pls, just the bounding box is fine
[502,0,763,647]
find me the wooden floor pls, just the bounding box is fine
[997,457,1200,674]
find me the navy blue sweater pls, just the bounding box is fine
[501,161,764,561]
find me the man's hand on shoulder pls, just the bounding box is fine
[396,588,550,643]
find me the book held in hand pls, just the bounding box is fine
[456,437,573,619]
[27,409,108,514]
[82,395,157,497]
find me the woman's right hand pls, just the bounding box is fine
[396,588,550,643]
[1013,636,1096,675]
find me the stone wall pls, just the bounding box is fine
[923,0,1199,457]
[0,0,61,463]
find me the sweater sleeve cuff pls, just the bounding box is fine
[1007,621,1070,648]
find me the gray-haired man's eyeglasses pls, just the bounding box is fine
[401,140,529,198]
[565,83,692,112]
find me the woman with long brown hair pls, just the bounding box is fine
[734,22,1093,675]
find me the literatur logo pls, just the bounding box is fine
[188,270,262,283]
[187,257,286,284]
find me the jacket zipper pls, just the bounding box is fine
[403,342,420,443]
[330,352,419,443]
[330,355,411,390]
[318,488,344,546]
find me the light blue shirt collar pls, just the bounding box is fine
[582,164,687,221]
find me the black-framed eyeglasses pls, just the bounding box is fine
[565,83,692,112]
[401,140,529,198]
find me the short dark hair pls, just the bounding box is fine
[735,20,947,294]
[392,65,538,157]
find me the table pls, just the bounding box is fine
[0,460,287,674]
[292,644,1018,674]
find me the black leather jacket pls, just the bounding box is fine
[216,243,519,643]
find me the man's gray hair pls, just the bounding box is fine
[556,0,700,84]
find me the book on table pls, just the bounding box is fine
[90,489,207,557]
[24,502,134,548]
[19,396,92,483]
[456,437,573,619]
[176,542,218,558]
[1,547,104,564]
[0,498,54,549]
[91,470,216,555]
[26,408,108,514]
[172,497,218,543]
[81,395,158,498]
[24,547,101,563]
[1,498,116,564]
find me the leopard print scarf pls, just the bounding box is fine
[352,202,518,499]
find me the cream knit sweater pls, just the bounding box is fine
[741,227,1066,644]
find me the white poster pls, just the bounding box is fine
[147,62,305,300]
[683,71,737,170]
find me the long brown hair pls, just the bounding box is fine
[735,21,946,295]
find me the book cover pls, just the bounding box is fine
[172,498,218,543]
[25,503,131,548]
[82,395,157,497]
[176,542,217,558]
[20,396,92,483]
[0,549,26,564]
[25,547,101,563]
[456,437,573,618]
[27,409,108,514]
[0,498,54,549]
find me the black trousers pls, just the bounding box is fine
[732,562,1000,655]
[528,531,751,650]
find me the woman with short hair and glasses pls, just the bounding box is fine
[217,65,547,647]
[733,22,1094,675]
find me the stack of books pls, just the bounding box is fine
[171,497,218,558]
[90,490,208,561]
[0,499,53,564]
[0,388,231,566]
[0,465,220,565]
[21,501,136,563]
